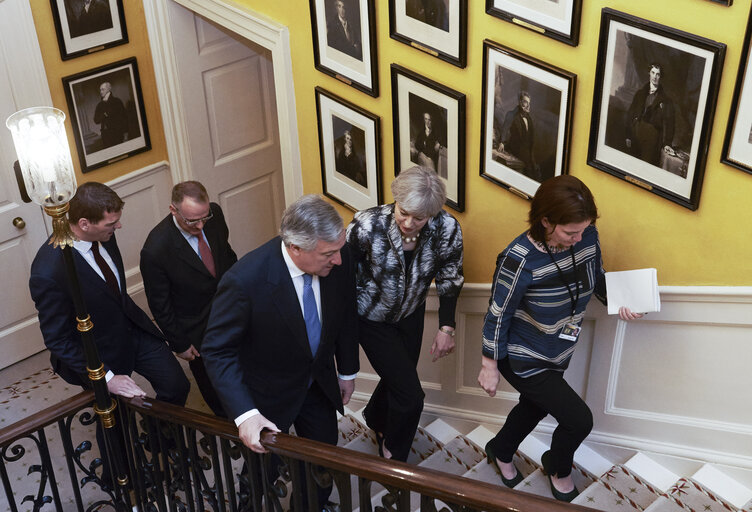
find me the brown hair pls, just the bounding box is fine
[171,181,209,205]
[528,175,598,243]
[68,182,124,224]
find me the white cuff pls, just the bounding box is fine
[234,409,260,427]
[105,370,115,382]
[338,373,357,380]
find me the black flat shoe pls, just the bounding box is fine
[485,441,523,488]
[540,450,579,502]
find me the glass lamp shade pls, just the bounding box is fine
[6,107,77,207]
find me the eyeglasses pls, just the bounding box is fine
[172,204,213,226]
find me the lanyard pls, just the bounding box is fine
[543,241,579,318]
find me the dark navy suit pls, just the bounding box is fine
[202,236,359,435]
[29,235,189,406]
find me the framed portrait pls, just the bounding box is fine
[62,58,151,173]
[479,40,576,200]
[485,0,582,46]
[389,0,467,68]
[391,64,465,212]
[49,0,128,60]
[310,0,379,97]
[587,9,726,211]
[722,4,752,175]
[315,87,382,211]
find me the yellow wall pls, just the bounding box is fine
[235,0,752,285]
[29,1,167,185]
[27,0,752,285]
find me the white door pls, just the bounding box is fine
[167,2,286,257]
[0,13,51,369]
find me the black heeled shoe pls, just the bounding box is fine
[540,450,579,502]
[485,441,523,488]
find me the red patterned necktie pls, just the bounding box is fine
[197,234,216,277]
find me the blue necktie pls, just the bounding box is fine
[302,274,321,357]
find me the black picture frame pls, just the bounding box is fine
[315,87,382,211]
[479,40,576,200]
[706,0,732,5]
[50,0,128,60]
[485,0,582,47]
[310,0,379,97]
[62,58,151,173]
[391,64,465,212]
[389,0,467,68]
[722,3,752,175]
[587,8,726,211]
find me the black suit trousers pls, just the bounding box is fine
[487,357,593,478]
[359,304,426,462]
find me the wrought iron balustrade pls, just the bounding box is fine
[2,391,592,512]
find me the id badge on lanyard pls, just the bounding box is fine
[544,241,581,342]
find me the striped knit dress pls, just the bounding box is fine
[482,225,606,378]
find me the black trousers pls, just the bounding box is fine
[189,356,226,418]
[359,304,426,462]
[487,357,593,478]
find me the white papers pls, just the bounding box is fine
[605,268,661,314]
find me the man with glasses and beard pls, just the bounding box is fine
[140,181,237,417]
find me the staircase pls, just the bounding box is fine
[334,404,752,512]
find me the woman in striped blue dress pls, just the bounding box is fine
[478,175,641,501]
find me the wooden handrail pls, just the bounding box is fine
[125,396,596,512]
[0,390,94,446]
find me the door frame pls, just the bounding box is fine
[143,0,303,206]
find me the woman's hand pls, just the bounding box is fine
[478,356,501,397]
[618,306,644,321]
[431,327,455,362]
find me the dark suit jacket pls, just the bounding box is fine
[140,203,237,354]
[202,237,359,429]
[29,235,166,384]
[626,83,675,161]
[327,12,362,60]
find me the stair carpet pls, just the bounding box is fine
[329,406,752,512]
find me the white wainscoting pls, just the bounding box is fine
[352,284,752,469]
[107,161,173,313]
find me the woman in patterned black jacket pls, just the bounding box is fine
[346,166,464,461]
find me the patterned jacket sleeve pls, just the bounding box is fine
[434,213,464,298]
[593,228,607,306]
[481,249,531,360]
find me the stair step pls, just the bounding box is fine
[422,418,460,444]
[407,426,443,464]
[463,453,535,490]
[624,452,680,493]
[337,415,365,446]
[465,425,497,449]
[571,480,643,511]
[442,436,485,470]
[517,469,556,499]
[643,496,685,512]
[575,442,618,478]
[342,430,379,456]
[666,477,739,512]
[599,465,662,509]
[691,464,752,509]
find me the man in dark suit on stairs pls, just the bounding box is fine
[29,181,189,404]
[202,194,359,507]
[140,181,237,417]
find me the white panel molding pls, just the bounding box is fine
[143,1,193,184]
[106,160,171,188]
[145,0,303,205]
